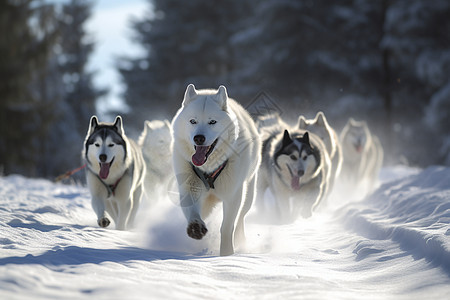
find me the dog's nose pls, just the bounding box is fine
[298,170,305,177]
[99,154,107,162]
[193,135,206,145]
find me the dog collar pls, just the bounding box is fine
[192,160,228,190]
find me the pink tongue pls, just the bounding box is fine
[99,162,110,179]
[291,175,301,190]
[192,146,208,166]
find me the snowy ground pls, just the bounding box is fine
[0,166,449,299]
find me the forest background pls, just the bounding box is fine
[1,0,449,179]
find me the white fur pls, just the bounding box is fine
[138,119,173,202]
[297,111,343,196]
[83,116,146,230]
[339,118,384,196]
[171,84,261,256]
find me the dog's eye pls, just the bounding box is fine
[208,120,217,125]
[108,144,114,147]
[95,143,100,147]
[302,155,307,161]
[290,154,297,161]
[190,119,197,125]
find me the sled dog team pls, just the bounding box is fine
[83,84,383,255]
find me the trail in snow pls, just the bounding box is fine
[0,166,449,299]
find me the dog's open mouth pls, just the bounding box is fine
[192,139,218,167]
[99,157,114,179]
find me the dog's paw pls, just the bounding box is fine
[187,220,208,240]
[98,217,111,228]
[300,207,312,219]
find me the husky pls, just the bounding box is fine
[256,113,288,132]
[257,126,331,223]
[339,118,383,196]
[138,119,173,202]
[171,84,261,256]
[297,112,343,196]
[83,116,146,230]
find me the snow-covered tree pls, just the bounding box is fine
[119,0,254,127]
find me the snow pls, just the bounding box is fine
[1,166,450,299]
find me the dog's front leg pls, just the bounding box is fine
[91,196,110,228]
[174,164,208,240]
[113,179,133,230]
[296,181,321,219]
[220,186,243,256]
[126,184,144,229]
[115,198,132,230]
[182,191,208,240]
[87,173,110,228]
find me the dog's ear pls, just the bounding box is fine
[349,118,357,126]
[88,115,98,135]
[303,132,310,145]
[164,119,171,129]
[297,115,307,129]
[145,120,156,132]
[282,130,293,147]
[182,84,198,106]
[315,111,329,127]
[141,120,151,135]
[216,85,228,111]
[113,116,124,135]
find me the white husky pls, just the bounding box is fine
[339,118,383,196]
[297,112,343,195]
[258,125,331,223]
[83,116,145,230]
[171,84,261,256]
[138,119,173,202]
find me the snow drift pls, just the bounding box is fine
[0,166,449,299]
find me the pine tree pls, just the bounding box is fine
[0,0,59,176]
[119,0,253,128]
[58,0,106,136]
[0,0,103,177]
[35,0,105,177]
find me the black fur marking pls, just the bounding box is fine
[187,220,208,240]
[273,129,297,169]
[291,132,321,174]
[282,130,293,147]
[85,125,127,162]
[98,217,110,228]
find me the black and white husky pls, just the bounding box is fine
[257,127,331,223]
[83,116,146,230]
